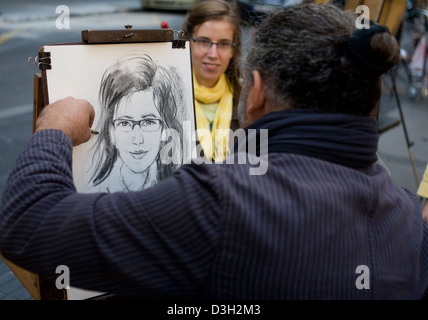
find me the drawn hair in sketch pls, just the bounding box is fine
[87,52,186,192]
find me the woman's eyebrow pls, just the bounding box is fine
[196,35,233,42]
[114,115,133,120]
[139,114,161,119]
[115,114,160,120]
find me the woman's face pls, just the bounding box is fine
[111,90,163,173]
[191,19,235,88]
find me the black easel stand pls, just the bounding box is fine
[388,70,420,187]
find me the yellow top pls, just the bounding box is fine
[417,164,428,198]
[193,73,233,162]
[199,102,219,127]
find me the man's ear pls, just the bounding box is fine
[246,70,267,120]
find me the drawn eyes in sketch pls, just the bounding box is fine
[86,53,188,193]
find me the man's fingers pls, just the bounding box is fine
[88,103,96,129]
[35,97,96,147]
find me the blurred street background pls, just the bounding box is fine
[0,0,427,300]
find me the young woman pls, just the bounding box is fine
[182,0,242,162]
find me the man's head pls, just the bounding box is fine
[238,3,400,127]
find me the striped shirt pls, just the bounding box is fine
[1,129,428,299]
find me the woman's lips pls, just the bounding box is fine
[130,150,147,160]
[203,62,219,71]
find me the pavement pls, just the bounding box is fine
[377,16,428,195]
[0,2,427,300]
[0,0,142,24]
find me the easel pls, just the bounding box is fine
[2,26,186,300]
[386,69,420,187]
[371,0,420,186]
[0,253,66,300]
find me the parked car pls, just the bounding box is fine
[140,0,301,23]
[237,0,302,23]
[140,0,201,11]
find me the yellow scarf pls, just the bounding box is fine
[193,73,233,162]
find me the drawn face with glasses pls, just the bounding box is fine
[113,118,163,132]
[110,89,163,176]
[190,20,235,88]
[89,53,186,193]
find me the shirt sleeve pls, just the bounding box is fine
[0,129,223,298]
[418,164,428,199]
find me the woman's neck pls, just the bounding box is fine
[119,161,158,191]
[196,75,219,88]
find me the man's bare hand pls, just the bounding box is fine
[35,97,95,146]
[422,201,428,223]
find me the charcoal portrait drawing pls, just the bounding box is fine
[41,43,194,299]
[86,53,190,193]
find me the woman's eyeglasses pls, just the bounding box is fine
[113,118,163,132]
[191,37,235,52]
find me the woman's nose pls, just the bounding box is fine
[207,44,220,57]
[132,132,144,144]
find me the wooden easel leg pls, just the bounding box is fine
[33,73,46,133]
